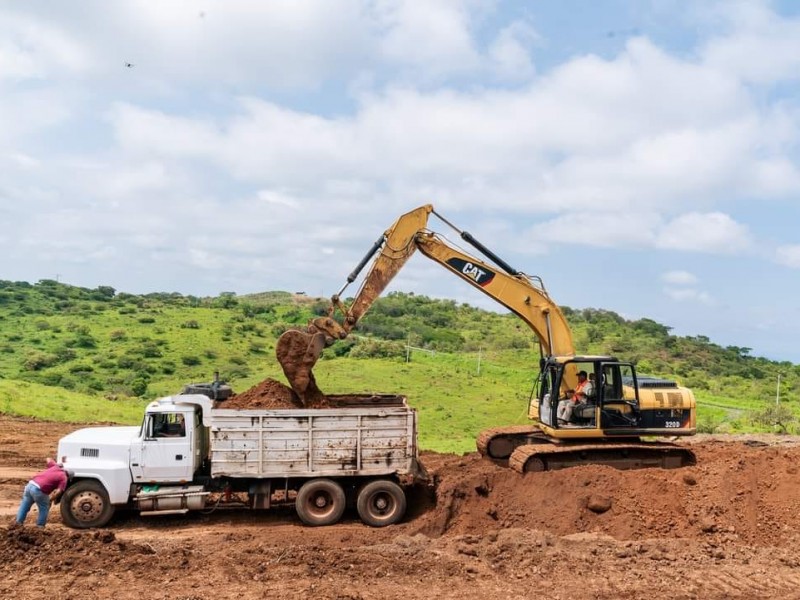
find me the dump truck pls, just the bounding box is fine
[56,383,423,528]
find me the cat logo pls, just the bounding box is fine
[446,258,496,287]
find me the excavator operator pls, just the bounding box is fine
[557,370,592,425]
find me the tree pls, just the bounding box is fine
[96,286,116,299]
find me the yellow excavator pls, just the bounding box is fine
[277,204,697,472]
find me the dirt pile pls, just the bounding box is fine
[1,526,158,574]
[216,378,331,410]
[412,441,800,546]
[215,378,404,410]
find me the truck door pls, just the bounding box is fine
[136,412,194,482]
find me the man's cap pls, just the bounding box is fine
[577,370,588,377]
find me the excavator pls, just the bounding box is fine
[276,204,697,473]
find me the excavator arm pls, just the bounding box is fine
[277,204,575,403]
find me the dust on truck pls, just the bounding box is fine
[56,386,423,529]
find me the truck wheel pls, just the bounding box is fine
[60,480,115,529]
[295,479,346,526]
[356,480,406,527]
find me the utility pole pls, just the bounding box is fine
[476,346,482,376]
[776,373,782,406]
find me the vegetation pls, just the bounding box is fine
[0,279,798,453]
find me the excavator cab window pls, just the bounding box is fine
[599,363,640,428]
[538,365,561,427]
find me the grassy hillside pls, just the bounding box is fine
[1,279,798,452]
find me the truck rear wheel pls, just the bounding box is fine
[60,480,115,529]
[356,480,406,527]
[295,479,346,526]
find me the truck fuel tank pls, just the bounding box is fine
[134,484,209,514]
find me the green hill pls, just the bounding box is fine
[0,279,798,452]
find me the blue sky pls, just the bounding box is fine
[1,1,800,362]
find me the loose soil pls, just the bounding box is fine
[3,414,800,599]
[218,378,312,410]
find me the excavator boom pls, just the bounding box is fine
[276,204,574,402]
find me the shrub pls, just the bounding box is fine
[349,339,405,359]
[110,329,127,342]
[71,332,97,349]
[248,342,266,354]
[138,316,156,324]
[161,361,176,375]
[130,377,149,397]
[141,342,163,358]
[23,352,59,371]
[751,403,796,433]
[181,320,200,329]
[181,355,202,366]
[225,365,250,379]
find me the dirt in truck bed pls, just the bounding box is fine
[4,415,800,599]
[216,377,320,409]
[216,377,405,410]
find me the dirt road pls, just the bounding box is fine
[3,415,800,600]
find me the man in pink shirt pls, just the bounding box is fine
[15,458,69,528]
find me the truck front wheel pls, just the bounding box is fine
[356,480,406,527]
[60,480,115,528]
[295,479,346,526]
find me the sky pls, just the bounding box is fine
[1,0,800,362]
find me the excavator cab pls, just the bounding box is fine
[537,357,644,435]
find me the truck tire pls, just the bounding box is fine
[295,479,346,526]
[60,480,115,529]
[356,480,406,527]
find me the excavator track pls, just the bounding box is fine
[476,425,547,461]
[508,441,696,473]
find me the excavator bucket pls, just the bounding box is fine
[275,329,327,406]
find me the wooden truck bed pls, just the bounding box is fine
[209,395,420,479]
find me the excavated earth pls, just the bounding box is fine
[3,414,800,599]
[217,377,315,409]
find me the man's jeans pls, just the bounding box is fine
[16,481,51,527]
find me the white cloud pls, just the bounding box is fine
[0,9,93,81]
[656,212,753,254]
[661,270,698,285]
[487,21,538,81]
[6,152,39,169]
[664,288,715,306]
[776,245,800,268]
[372,0,484,79]
[525,212,659,249]
[702,2,800,84]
